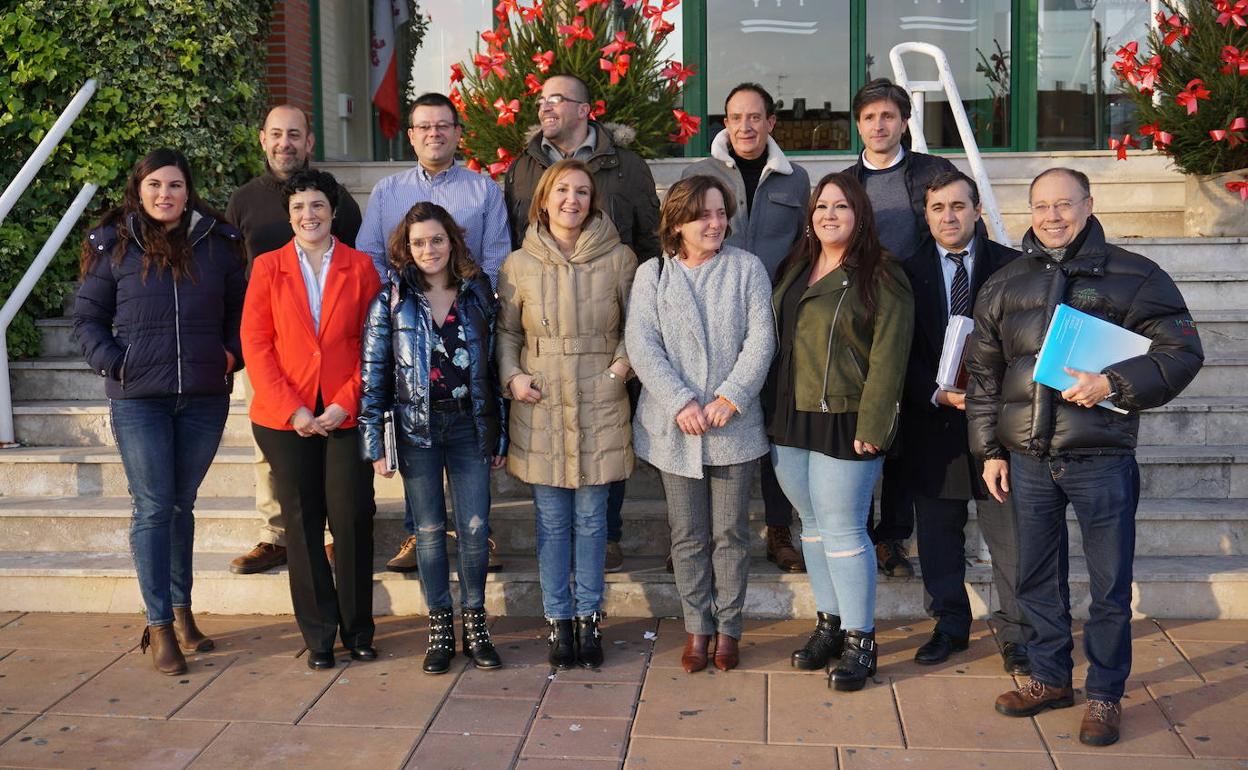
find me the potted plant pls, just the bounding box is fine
[1112,0,1248,236]
[449,0,699,178]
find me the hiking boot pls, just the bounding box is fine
[995,678,1075,717]
[1079,699,1122,746]
[766,525,805,572]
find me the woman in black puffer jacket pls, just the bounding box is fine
[358,201,507,675]
[73,148,246,676]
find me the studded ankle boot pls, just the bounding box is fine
[460,607,501,669]
[575,611,604,669]
[791,611,844,670]
[547,618,576,669]
[828,630,877,691]
[423,607,457,675]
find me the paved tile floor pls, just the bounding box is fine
[0,612,1245,769]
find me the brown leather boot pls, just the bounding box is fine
[994,678,1075,716]
[681,633,711,673]
[141,624,188,675]
[172,607,214,653]
[1079,699,1122,746]
[765,526,805,572]
[229,542,287,574]
[713,633,739,671]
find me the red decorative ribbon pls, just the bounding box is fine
[601,32,637,58]
[576,0,609,10]
[494,0,518,20]
[523,73,543,96]
[1210,117,1248,148]
[1175,79,1211,115]
[557,16,595,47]
[669,109,701,144]
[531,50,554,73]
[519,2,544,23]
[1216,0,1248,27]
[481,26,510,51]
[590,99,607,119]
[660,60,697,86]
[1109,134,1138,161]
[599,54,631,85]
[493,97,520,126]
[472,51,509,80]
[488,148,516,178]
[1227,178,1248,201]
[1156,11,1191,46]
[1139,122,1174,152]
[1221,46,1248,76]
[449,63,464,84]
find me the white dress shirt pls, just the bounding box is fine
[294,237,336,333]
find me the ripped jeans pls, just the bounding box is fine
[397,410,492,611]
[771,444,883,632]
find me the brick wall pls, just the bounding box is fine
[266,0,314,113]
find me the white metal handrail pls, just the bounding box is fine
[0,79,100,446]
[888,43,1010,247]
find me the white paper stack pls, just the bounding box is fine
[937,315,976,392]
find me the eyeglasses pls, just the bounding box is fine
[1029,198,1088,216]
[535,94,585,107]
[409,235,448,251]
[410,122,456,133]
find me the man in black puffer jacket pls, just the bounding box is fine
[965,168,1203,748]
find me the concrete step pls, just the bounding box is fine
[1169,273,1248,312]
[1116,237,1248,273]
[35,318,77,358]
[1191,310,1248,355]
[1138,396,1248,446]
[1185,356,1248,398]
[0,494,1241,559]
[0,550,1243,619]
[8,358,248,403]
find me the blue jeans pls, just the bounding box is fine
[772,444,883,632]
[397,411,492,611]
[1010,452,1140,703]
[532,483,609,619]
[110,395,229,625]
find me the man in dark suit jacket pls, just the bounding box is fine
[900,170,1030,673]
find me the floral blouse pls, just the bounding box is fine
[430,300,471,401]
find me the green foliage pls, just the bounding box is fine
[1114,1,1248,177]
[1,0,274,358]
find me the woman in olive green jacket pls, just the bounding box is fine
[766,171,914,693]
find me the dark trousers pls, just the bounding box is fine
[253,424,376,653]
[760,451,794,528]
[868,456,914,543]
[1009,452,1140,703]
[914,493,1029,645]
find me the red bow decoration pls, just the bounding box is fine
[449,88,466,115]
[1175,79,1211,115]
[669,108,701,144]
[1155,11,1191,46]
[1134,55,1162,93]
[520,1,544,23]
[524,73,544,96]
[557,16,595,47]
[473,51,509,80]
[601,32,637,58]
[652,18,675,38]
[1115,41,1138,61]
[599,54,631,85]
[576,0,608,9]
[641,1,679,36]
[1222,46,1248,76]
[493,97,521,126]
[1211,117,1248,148]
[466,157,483,174]
[660,60,697,86]
[481,26,510,51]
[1216,0,1248,27]
[488,148,516,177]
[1138,122,1174,152]
[494,0,517,19]
[1109,134,1138,161]
[449,63,465,84]
[590,99,607,119]
[1227,179,1248,201]
[531,50,554,73]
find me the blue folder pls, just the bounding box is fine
[1032,303,1150,414]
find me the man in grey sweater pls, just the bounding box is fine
[682,82,810,573]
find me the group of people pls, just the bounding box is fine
[73,73,1204,748]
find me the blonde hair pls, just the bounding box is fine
[528,159,602,231]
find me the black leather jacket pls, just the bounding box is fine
[966,216,1203,459]
[358,270,508,461]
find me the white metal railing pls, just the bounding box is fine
[0,79,99,446]
[888,43,1010,247]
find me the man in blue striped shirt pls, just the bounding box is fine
[357,92,511,289]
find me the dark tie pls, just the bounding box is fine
[947,250,970,317]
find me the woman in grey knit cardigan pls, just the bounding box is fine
[625,175,776,673]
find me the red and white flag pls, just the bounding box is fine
[371,0,410,139]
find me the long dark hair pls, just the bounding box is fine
[775,171,893,314]
[80,148,227,281]
[386,201,481,291]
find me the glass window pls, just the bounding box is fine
[705,0,853,151]
[1036,0,1149,150]
[866,0,1013,149]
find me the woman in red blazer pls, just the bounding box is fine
[242,169,381,670]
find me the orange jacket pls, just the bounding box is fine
[242,239,381,431]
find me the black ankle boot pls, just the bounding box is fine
[575,611,604,669]
[548,618,576,669]
[423,607,456,675]
[791,611,844,670]
[829,630,877,691]
[461,607,501,669]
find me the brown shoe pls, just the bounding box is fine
[386,535,419,573]
[681,633,711,673]
[604,541,624,573]
[141,624,187,675]
[713,633,739,671]
[171,607,214,653]
[487,537,503,572]
[994,678,1075,717]
[325,542,335,569]
[229,542,287,574]
[874,540,914,577]
[1079,699,1122,746]
[766,526,806,573]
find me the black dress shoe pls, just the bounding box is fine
[1001,641,1031,675]
[307,650,335,670]
[349,645,378,661]
[913,630,969,665]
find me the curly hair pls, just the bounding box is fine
[385,201,480,290]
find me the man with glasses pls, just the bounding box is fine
[505,73,661,573]
[966,167,1203,747]
[357,91,510,287]
[357,91,511,573]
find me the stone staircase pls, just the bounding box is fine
[2,153,1246,619]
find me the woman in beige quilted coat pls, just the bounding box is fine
[496,159,637,670]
